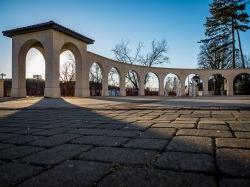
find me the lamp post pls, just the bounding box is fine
[0,73,6,80]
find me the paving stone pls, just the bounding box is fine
[234,131,250,138]
[0,143,13,150]
[177,129,233,138]
[71,135,129,146]
[166,136,213,154]
[124,138,169,150]
[217,148,250,177]
[0,145,44,160]
[229,123,250,131]
[0,162,43,187]
[15,128,43,135]
[139,128,176,139]
[199,120,226,125]
[79,147,157,165]
[216,138,250,149]
[3,135,43,145]
[22,144,91,165]
[95,123,125,130]
[154,152,214,173]
[68,128,110,135]
[29,133,81,147]
[0,133,17,141]
[31,127,71,136]
[18,160,110,187]
[105,130,140,138]
[152,123,196,129]
[98,166,217,187]
[198,124,229,130]
[0,127,23,133]
[219,178,250,187]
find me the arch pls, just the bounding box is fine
[233,73,250,95]
[60,42,82,97]
[208,74,227,95]
[108,67,120,96]
[17,39,46,97]
[144,72,159,96]
[164,73,181,96]
[89,62,103,96]
[25,48,45,96]
[125,70,140,96]
[185,74,203,96]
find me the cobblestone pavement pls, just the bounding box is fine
[0,99,250,186]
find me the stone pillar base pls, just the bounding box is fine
[120,89,126,96]
[75,88,82,97]
[44,87,60,98]
[102,89,109,97]
[227,90,234,96]
[81,88,90,97]
[11,88,26,98]
[159,90,164,96]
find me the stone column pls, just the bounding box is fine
[180,77,186,96]
[139,74,145,96]
[75,48,89,97]
[0,80,3,97]
[119,72,126,96]
[44,43,60,98]
[11,40,26,97]
[158,74,165,96]
[227,78,234,96]
[101,68,109,96]
[202,78,209,96]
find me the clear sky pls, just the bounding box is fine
[0,0,250,78]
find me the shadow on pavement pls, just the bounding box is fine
[0,98,249,187]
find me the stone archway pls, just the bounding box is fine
[14,39,46,97]
[60,42,82,97]
[234,73,250,95]
[108,67,120,96]
[144,72,159,96]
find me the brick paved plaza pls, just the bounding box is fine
[0,97,250,187]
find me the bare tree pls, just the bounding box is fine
[89,63,102,83]
[60,51,76,96]
[60,52,76,83]
[112,40,169,89]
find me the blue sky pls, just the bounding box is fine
[0,0,250,78]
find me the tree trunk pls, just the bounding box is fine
[232,19,236,69]
[236,29,245,68]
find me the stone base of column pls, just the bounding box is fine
[202,91,209,96]
[119,89,126,96]
[81,88,90,97]
[102,89,109,97]
[159,90,164,96]
[227,90,234,96]
[11,88,26,98]
[44,87,60,98]
[75,88,90,97]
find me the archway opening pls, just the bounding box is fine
[145,72,159,96]
[164,73,181,96]
[185,74,203,96]
[89,62,102,96]
[26,48,45,96]
[208,74,227,95]
[108,67,120,96]
[234,73,250,95]
[126,70,139,96]
[59,50,76,96]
